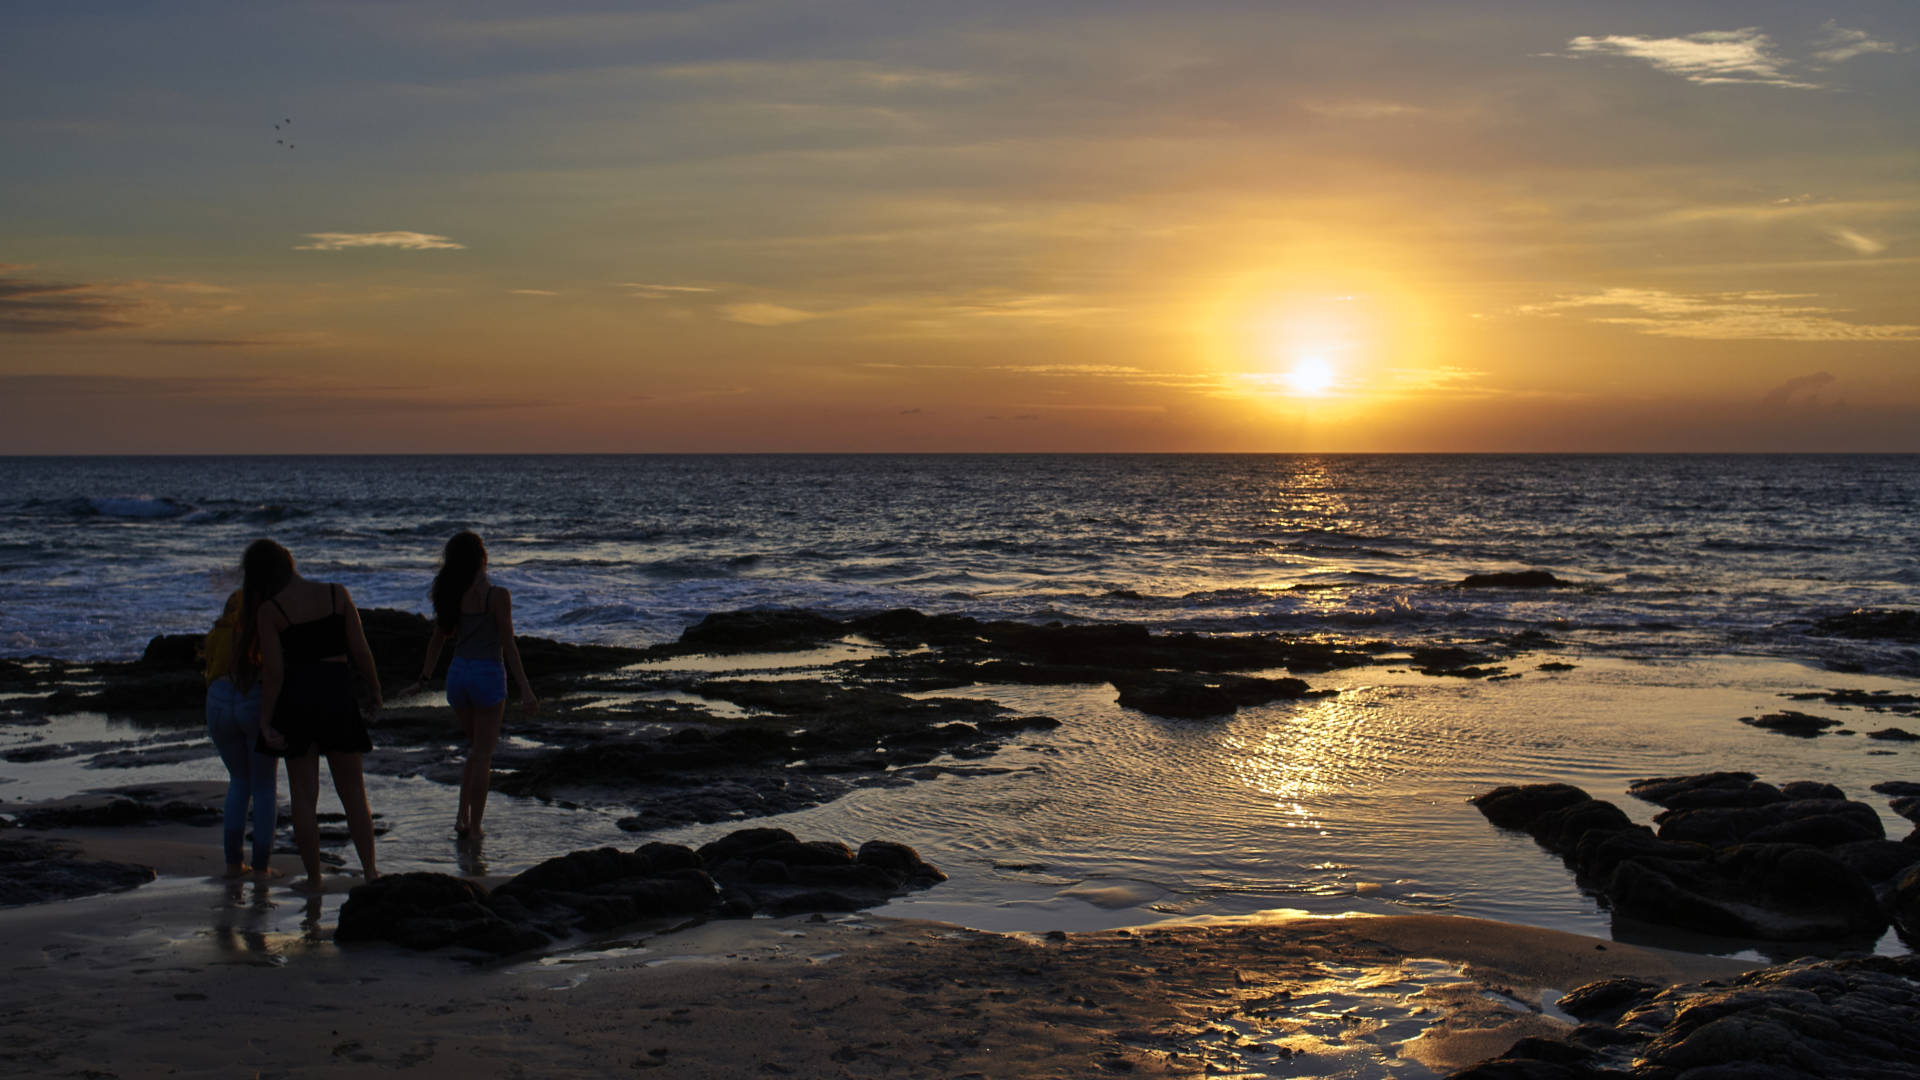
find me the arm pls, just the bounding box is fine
[495,587,538,715]
[403,628,449,698]
[257,603,286,748]
[339,587,383,714]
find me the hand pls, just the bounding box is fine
[521,693,540,716]
[401,681,425,698]
[260,725,286,750]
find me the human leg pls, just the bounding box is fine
[458,701,505,837]
[325,751,378,881]
[205,679,251,873]
[235,685,278,873]
[284,753,323,890]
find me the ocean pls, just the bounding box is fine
[4,454,1917,671]
[2,454,1917,950]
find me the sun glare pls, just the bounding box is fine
[1285,354,1337,396]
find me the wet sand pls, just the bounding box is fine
[0,824,1750,1080]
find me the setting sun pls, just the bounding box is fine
[1285,354,1339,396]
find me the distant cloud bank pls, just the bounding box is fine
[295,231,466,251]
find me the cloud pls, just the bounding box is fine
[0,273,143,334]
[1564,28,1820,89]
[618,282,716,300]
[295,231,465,251]
[1761,371,1836,406]
[138,338,288,348]
[1518,288,1920,341]
[1825,226,1887,256]
[721,302,816,326]
[509,289,559,296]
[1812,23,1906,64]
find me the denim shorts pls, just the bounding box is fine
[446,656,507,709]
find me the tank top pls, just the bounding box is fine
[274,585,349,663]
[453,587,502,661]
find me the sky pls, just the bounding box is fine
[2,1,1916,452]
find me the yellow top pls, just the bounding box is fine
[202,591,243,685]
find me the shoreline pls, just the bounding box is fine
[0,845,1752,1080]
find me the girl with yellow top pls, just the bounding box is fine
[203,585,277,878]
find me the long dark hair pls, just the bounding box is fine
[431,531,487,633]
[237,539,295,688]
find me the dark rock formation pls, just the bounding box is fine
[1608,842,1886,939]
[0,835,155,907]
[1474,777,1914,943]
[1111,673,1316,719]
[1778,780,1845,801]
[1739,710,1842,737]
[1653,798,1884,848]
[1447,954,1920,1080]
[1471,784,1594,831]
[1810,607,1920,643]
[336,830,946,954]
[1890,796,1920,826]
[1896,864,1920,940]
[1626,772,1782,810]
[1456,571,1570,589]
[1872,780,1920,798]
[1868,727,1920,741]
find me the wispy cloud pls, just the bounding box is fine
[1811,22,1906,64]
[1564,28,1819,89]
[0,273,142,334]
[617,282,716,300]
[509,288,559,296]
[1519,288,1920,341]
[1825,226,1887,256]
[295,231,466,251]
[722,302,816,326]
[1761,371,1836,406]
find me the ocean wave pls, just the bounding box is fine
[27,495,197,520]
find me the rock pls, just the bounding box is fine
[1607,843,1887,940]
[1872,780,1920,797]
[1452,955,1920,1080]
[856,840,947,886]
[1527,799,1634,855]
[1895,864,1920,939]
[1739,711,1842,737]
[1654,798,1884,848]
[676,610,844,653]
[1868,727,1920,741]
[337,872,550,954]
[1627,772,1783,810]
[1554,976,1661,1021]
[1112,672,1315,719]
[695,827,800,867]
[1778,780,1845,801]
[1470,784,1594,831]
[1457,571,1570,589]
[1570,826,1708,883]
[1891,797,1920,825]
[0,836,154,907]
[1810,608,1920,643]
[1830,839,1920,892]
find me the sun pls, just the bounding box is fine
[1284,353,1338,396]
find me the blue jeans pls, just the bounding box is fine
[206,677,277,868]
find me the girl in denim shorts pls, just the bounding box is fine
[406,531,537,838]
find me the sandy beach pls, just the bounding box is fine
[0,822,1752,1080]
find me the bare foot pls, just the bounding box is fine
[290,876,325,894]
[252,866,283,881]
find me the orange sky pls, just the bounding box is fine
[3,4,1916,451]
